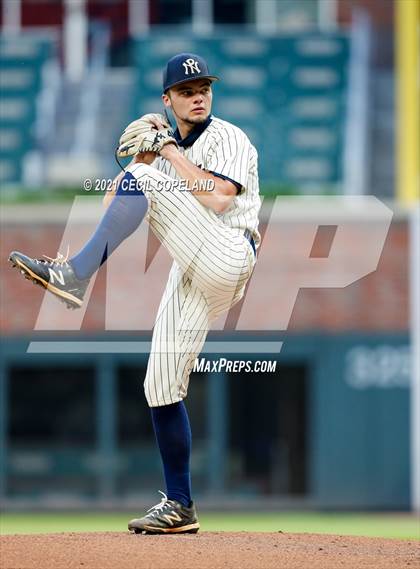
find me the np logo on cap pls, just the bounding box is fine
[163,52,219,93]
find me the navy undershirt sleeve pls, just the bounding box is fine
[208,171,242,195]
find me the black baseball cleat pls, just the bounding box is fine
[8,250,89,310]
[128,491,200,535]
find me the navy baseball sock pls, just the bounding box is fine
[70,172,148,280]
[151,401,192,508]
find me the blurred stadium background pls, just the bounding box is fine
[0,0,419,536]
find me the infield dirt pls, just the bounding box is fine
[1,531,419,569]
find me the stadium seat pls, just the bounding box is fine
[0,35,52,184]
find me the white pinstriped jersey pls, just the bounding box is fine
[153,116,261,248]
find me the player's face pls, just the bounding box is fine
[163,80,213,127]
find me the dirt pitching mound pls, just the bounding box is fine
[1,531,419,569]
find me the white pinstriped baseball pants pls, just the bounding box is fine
[128,163,256,407]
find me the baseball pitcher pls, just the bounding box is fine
[9,53,261,534]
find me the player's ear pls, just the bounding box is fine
[162,93,171,109]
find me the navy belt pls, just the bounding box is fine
[244,229,256,257]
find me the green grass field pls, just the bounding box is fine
[1,512,419,540]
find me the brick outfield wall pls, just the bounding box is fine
[0,216,409,334]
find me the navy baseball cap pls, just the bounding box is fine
[163,53,219,93]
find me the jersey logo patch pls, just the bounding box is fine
[183,58,201,75]
[48,267,65,285]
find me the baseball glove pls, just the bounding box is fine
[117,113,177,158]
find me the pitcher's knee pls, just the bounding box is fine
[205,270,248,298]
